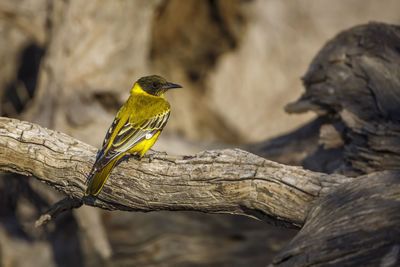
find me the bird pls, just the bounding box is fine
[84,75,181,196]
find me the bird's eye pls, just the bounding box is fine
[152,82,159,89]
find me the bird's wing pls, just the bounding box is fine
[93,109,170,171]
[112,111,170,152]
[101,116,121,150]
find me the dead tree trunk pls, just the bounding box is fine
[285,22,400,175]
[271,171,400,266]
[270,22,400,266]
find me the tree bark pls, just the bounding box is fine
[0,116,353,228]
[286,22,400,175]
[272,171,400,266]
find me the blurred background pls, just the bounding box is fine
[0,0,399,266]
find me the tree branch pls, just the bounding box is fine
[35,196,83,227]
[0,117,353,228]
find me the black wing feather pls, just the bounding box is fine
[92,110,170,171]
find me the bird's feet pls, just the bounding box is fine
[117,153,141,165]
[117,150,167,164]
[143,149,168,163]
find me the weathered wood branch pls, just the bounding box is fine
[268,23,400,265]
[272,171,400,266]
[35,196,83,227]
[0,117,353,228]
[286,22,400,174]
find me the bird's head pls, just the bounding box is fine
[136,75,182,96]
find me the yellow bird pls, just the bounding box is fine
[85,75,181,196]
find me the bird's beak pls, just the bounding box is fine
[163,82,182,90]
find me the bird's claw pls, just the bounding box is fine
[117,154,140,165]
[144,149,168,163]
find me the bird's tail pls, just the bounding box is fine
[85,156,121,196]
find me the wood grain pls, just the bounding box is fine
[0,117,353,228]
[286,22,400,175]
[272,171,400,266]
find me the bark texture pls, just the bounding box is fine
[286,22,400,175]
[0,117,352,228]
[272,171,400,267]
[265,22,400,266]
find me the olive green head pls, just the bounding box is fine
[137,75,182,96]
